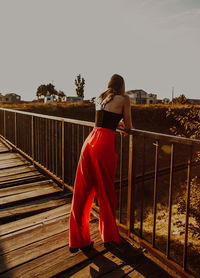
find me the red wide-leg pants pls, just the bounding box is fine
[69,127,121,248]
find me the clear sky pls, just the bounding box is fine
[0,0,200,101]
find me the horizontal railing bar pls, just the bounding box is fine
[0,108,94,127]
[128,128,200,145]
[1,108,200,145]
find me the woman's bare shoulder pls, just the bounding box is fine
[113,94,129,102]
[118,94,130,105]
[122,95,130,106]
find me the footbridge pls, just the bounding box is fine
[0,108,200,278]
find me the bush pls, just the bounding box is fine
[167,106,200,233]
[166,106,200,139]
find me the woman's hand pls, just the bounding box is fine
[117,120,128,137]
[118,120,125,129]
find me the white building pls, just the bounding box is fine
[44,95,54,103]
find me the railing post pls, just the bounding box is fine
[118,132,123,223]
[45,118,48,169]
[62,119,65,190]
[166,143,174,258]
[4,110,6,138]
[152,140,159,248]
[14,112,17,146]
[140,134,146,237]
[183,145,193,270]
[71,124,75,184]
[31,115,34,161]
[127,133,134,236]
[55,121,58,176]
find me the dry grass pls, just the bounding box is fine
[1,101,199,110]
[0,100,92,110]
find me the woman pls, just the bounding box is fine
[69,74,132,252]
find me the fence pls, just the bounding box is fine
[0,107,200,278]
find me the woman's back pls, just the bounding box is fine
[103,95,125,114]
[97,94,132,130]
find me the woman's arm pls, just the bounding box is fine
[123,95,133,130]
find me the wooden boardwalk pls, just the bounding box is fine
[0,141,173,278]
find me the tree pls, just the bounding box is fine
[57,90,66,102]
[36,83,58,100]
[46,83,58,100]
[36,84,47,99]
[75,74,85,99]
[172,94,190,105]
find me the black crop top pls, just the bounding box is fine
[95,110,123,131]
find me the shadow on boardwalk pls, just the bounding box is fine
[0,245,12,278]
[55,238,172,278]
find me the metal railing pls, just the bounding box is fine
[0,107,200,278]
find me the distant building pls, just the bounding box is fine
[125,90,147,104]
[147,93,157,104]
[67,96,83,102]
[0,93,4,102]
[125,90,157,104]
[162,98,170,104]
[43,92,67,103]
[44,95,54,103]
[0,93,21,103]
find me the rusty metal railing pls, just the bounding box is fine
[0,108,94,192]
[126,129,200,278]
[0,107,200,278]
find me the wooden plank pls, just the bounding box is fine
[0,155,27,163]
[0,230,69,273]
[0,159,27,167]
[0,161,30,170]
[0,185,62,206]
[0,211,70,255]
[0,204,71,236]
[0,174,45,189]
[0,208,71,255]
[0,151,9,154]
[0,180,53,197]
[0,192,71,220]
[0,165,36,178]
[0,153,24,161]
[0,149,9,153]
[0,222,104,278]
[0,144,8,149]
[0,170,42,183]
[0,164,39,177]
[0,145,9,152]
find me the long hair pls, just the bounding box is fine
[99,74,125,107]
